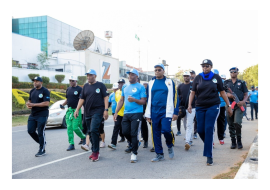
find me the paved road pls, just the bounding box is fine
[12,107,258,179]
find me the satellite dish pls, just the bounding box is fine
[73,30,95,51]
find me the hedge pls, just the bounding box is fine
[28,73,40,81]
[77,76,87,85]
[50,91,66,101]
[12,76,19,83]
[12,89,25,109]
[12,82,69,90]
[42,76,50,84]
[55,75,65,83]
[104,84,113,89]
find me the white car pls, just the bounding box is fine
[46,100,67,128]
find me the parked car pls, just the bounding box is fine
[46,100,67,128]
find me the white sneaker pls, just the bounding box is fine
[130,153,137,163]
[81,144,90,151]
[100,141,105,148]
[140,138,144,142]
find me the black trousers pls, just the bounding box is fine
[141,117,148,142]
[176,116,181,132]
[194,115,197,134]
[121,113,143,155]
[82,114,87,135]
[111,115,124,145]
[250,102,258,120]
[27,115,48,151]
[217,107,225,140]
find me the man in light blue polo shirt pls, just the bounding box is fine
[248,86,258,120]
[113,69,147,163]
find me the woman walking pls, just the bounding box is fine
[187,59,232,166]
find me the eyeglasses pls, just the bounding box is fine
[230,71,237,73]
[69,80,75,82]
[155,69,163,72]
[201,65,210,68]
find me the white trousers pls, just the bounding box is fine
[182,108,196,143]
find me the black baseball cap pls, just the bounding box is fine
[251,86,254,88]
[118,79,125,83]
[32,76,43,82]
[201,59,213,66]
[190,70,196,74]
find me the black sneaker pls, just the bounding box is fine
[143,141,148,148]
[78,140,83,145]
[150,147,155,152]
[118,138,125,143]
[67,144,75,151]
[207,157,213,166]
[35,149,46,157]
[125,147,132,153]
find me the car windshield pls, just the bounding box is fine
[49,100,67,110]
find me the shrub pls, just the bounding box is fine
[28,73,40,81]
[50,91,66,101]
[12,76,19,83]
[42,76,50,84]
[77,76,87,85]
[12,89,25,109]
[104,84,113,89]
[17,89,30,101]
[12,82,69,90]
[55,75,65,83]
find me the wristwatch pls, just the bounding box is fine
[104,109,108,111]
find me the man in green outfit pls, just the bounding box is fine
[61,75,86,151]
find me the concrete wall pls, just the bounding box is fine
[12,67,72,84]
[12,33,41,67]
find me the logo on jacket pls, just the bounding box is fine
[132,88,137,92]
[96,88,100,93]
[238,83,241,85]
[39,94,43,98]
[212,78,217,83]
[167,81,171,85]
[74,91,78,95]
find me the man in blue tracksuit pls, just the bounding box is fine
[145,64,179,162]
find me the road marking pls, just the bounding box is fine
[12,130,27,133]
[12,151,90,176]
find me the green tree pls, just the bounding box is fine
[175,67,190,83]
[37,43,50,69]
[242,64,258,89]
[55,75,65,83]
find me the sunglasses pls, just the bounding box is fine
[69,80,75,82]
[230,71,237,73]
[155,69,163,72]
[201,65,210,68]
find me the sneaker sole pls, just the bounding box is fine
[108,145,116,150]
[151,158,165,162]
[185,143,190,150]
[207,163,213,166]
[81,146,90,151]
[35,153,46,157]
[66,148,75,151]
[92,158,99,162]
[130,160,137,163]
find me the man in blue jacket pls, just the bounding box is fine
[145,64,179,162]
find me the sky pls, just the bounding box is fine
[12,10,257,78]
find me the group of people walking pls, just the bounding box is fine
[25,59,258,166]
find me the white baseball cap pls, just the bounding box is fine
[183,71,190,76]
[112,83,118,89]
[220,74,226,79]
[69,75,77,80]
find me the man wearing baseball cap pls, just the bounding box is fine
[145,64,179,162]
[177,71,196,151]
[74,69,109,162]
[108,79,127,150]
[26,76,50,157]
[113,69,147,163]
[61,75,86,151]
[224,67,248,149]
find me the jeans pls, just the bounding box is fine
[85,114,104,153]
[182,108,196,143]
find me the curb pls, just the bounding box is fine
[235,134,258,179]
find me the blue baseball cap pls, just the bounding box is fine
[32,76,42,82]
[154,64,165,70]
[229,67,239,71]
[85,69,97,75]
[126,68,139,77]
[212,69,219,75]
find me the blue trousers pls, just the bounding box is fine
[151,112,174,154]
[196,104,220,158]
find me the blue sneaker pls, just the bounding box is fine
[176,131,181,136]
[207,157,213,166]
[193,134,197,139]
[138,141,141,147]
[151,154,165,162]
[108,144,116,150]
[168,147,174,159]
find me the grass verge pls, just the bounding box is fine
[12,115,28,127]
[213,153,248,179]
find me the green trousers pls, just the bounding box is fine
[66,107,86,145]
[226,105,243,139]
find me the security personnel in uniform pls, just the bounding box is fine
[224,67,248,149]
